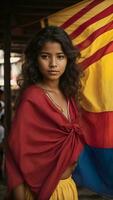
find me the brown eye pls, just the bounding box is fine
[40,54,49,59]
[57,54,65,60]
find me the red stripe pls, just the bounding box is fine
[79,41,113,69]
[80,109,113,148]
[60,0,103,29]
[77,21,113,51]
[70,4,113,40]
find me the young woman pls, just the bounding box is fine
[6,26,84,200]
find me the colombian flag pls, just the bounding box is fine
[41,0,113,197]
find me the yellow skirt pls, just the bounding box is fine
[25,186,34,200]
[25,177,78,200]
[50,177,78,200]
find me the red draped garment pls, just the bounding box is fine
[6,85,83,200]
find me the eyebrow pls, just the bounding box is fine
[40,51,65,55]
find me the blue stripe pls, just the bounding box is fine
[72,145,113,198]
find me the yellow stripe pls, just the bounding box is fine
[80,52,113,112]
[41,0,113,44]
[78,28,113,63]
[65,0,113,35]
[72,13,113,45]
[46,0,92,28]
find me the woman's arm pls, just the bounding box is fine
[13,183,25,200]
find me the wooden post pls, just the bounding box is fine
[4,12,11,136]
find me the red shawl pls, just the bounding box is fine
[6,85,83,200]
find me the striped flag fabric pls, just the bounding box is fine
[41,0,113,197]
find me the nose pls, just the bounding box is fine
[50,56,57,68]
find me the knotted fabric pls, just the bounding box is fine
[6,85,84,200]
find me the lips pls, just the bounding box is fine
[48,70,59,74]
[48,70,59,72]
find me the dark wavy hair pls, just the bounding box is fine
[17,25,83,101]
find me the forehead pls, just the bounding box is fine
[40,41,64,53]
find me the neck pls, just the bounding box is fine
[39,80,59,91]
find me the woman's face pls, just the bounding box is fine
[37,41,67,83]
